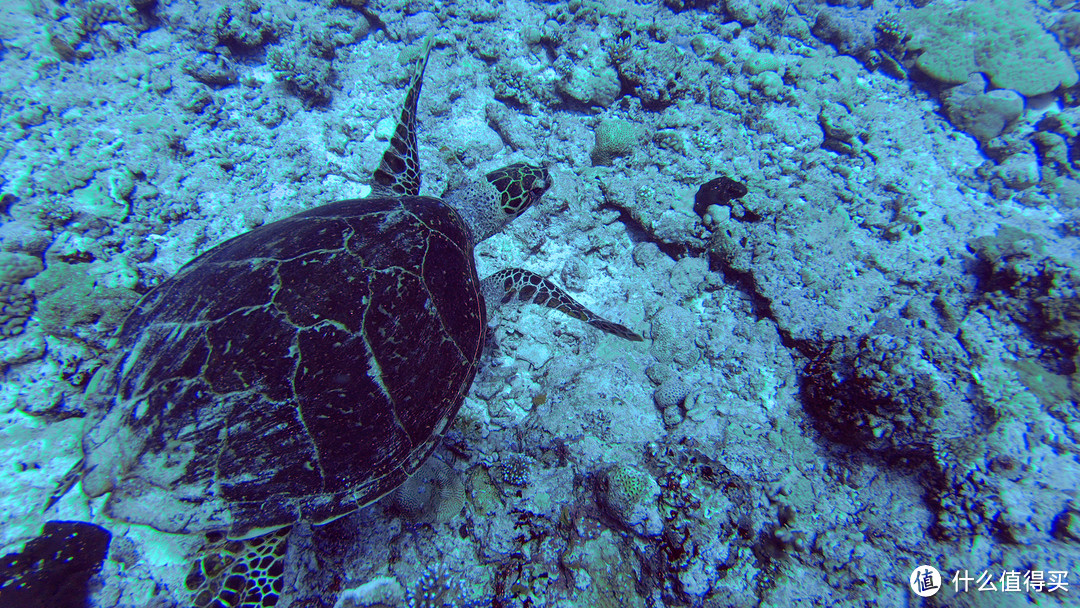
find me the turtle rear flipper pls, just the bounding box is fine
[481,268,643,342]
[186,528,290,608]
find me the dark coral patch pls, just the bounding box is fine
[0,521,111,608]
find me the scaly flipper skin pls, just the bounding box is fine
[371,35,434,197]
[185,528,289,608]
[481,268,643,342]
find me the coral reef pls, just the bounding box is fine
[972,227,1080,374]
[941,76,1024,144]
[897,0,1078,96]
[1,0,1078,606]
[28,262,139,340]
[601,464,662,536]
[496,454,532,487]
[591,118,642,166]
[802,318,977,457]
[0,253,43,285]
[392,458,466,524]
[0,284,33,338]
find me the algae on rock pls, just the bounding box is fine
[28,261,139,338]
[898,0,1078,97]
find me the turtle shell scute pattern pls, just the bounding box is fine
[82,196,485,536]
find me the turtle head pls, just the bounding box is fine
[447,162,551,245]
[485,162,550,220]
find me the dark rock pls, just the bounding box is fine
[693,176,747,217]
[0,521,111,608]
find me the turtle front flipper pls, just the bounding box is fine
[371,35,435,197]
[481,268,643,342]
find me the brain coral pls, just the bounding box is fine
[654,378,690,409]
[0,284,32,337]
[602,464,662,536]
[392,458,464,523]
[898,0,1078,97]
[0,252,43,284]
[591,119,641,166]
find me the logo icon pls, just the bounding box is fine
[909,565,942,597]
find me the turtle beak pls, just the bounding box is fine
[527,164,552,203]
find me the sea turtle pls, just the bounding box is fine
[55,36,641,606]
